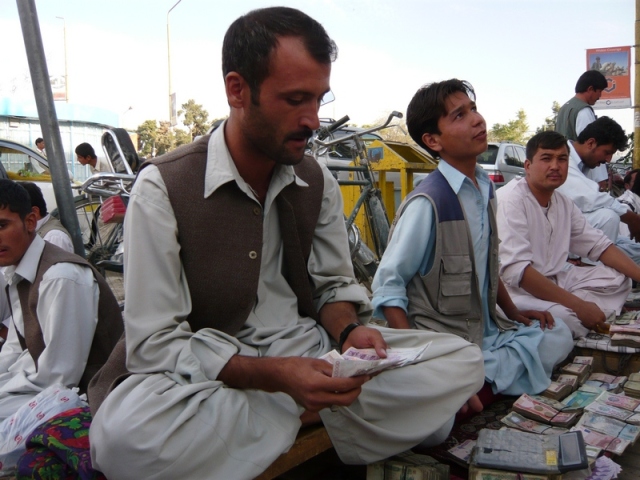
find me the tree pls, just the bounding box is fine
[535,101,561,134]
[136,120,192,158]
[137,120,158,158]
[488,109,530,144]
[179,99,210,140]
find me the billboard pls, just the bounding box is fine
[50,75,67,101]
[587,46,631,109]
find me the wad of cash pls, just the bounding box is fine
[320,343,430,378]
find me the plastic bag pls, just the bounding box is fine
[0,384,87,474]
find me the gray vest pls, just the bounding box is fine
[37,216,70,240]
[555,97,592,141]
[394,169,514,346]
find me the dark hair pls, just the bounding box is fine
[526,131,569,161]
[577,116,628,151]
[222,7,337,104]
[575,70,608,93]
[625,168,640,187]
[20,181,47,216]
[35,137,44,145]
[0,179,34,220]
[75,142,97,159]
[406,79,476,156]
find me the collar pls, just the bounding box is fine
[35,214,51,231]
[203,121,309,201]
[3,235,45,286]
[438,159,490,194]
[568,141,588,175]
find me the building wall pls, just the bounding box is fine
[0,98,119,182]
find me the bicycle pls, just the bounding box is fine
[68,172,134,303]
[312,111,404,290]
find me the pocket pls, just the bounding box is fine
[438,255,472,315]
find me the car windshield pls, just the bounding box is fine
[477,145,498,165]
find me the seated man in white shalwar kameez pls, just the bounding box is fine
[554,117,640,264]
[498,131,640,339]
[0,180,122,421]
[372,80,573,398]
[88,8,485,480]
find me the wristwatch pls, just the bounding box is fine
[338,322,361,352]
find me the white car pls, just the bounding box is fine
[477,142,526,188]
[0,138,63,208]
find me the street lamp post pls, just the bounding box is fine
[167,0,182,126]
[55,16,68,103]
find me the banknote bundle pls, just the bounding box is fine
[570,426,629,455]
[561,385,602,411]
[501,412,567,435]
[624,372,640,398]
[366,451,449,480]
[542,381,572,401]
[560,362,591,385]
[610,315,640,346]
[512,394,579,428]
[585,373,627,394]
[321,344,429,378]
[555,374,579,392]
[467,465,562,480]
[572,410,640,454]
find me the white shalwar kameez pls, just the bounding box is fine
[0,236,99,419]
[497,178,631,339]
[556,142,640,264]
[89,127,485,480]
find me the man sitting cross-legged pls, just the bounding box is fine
[372,79,573,397]
[87,9,485,480]
[497,131,640,339]
[0,179,122,420]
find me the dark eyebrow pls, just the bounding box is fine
[447,100,475,119]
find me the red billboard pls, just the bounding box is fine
[586,46,631,109]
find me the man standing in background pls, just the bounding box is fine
[556,70,609,187]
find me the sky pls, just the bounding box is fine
[0,0,635,136]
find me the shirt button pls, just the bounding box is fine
[253,207,261,215]
[249,251,258,259]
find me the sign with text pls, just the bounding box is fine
[587,46,631,109]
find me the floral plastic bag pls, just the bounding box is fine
[0,384,87,474]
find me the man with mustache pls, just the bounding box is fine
[554,117,640,266]
[497,131,640,339]
[88,8,484,479]
[372,79,572,398]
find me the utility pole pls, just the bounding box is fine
[167,0,182,126]
[56,16,68,102]
[17,0,84,256]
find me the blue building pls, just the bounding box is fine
[0,98,119,182]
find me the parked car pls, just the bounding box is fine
[0,138,58,208]
[477,142,526,188]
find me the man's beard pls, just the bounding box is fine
[243,105,313,165]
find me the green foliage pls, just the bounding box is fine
[136,119,158,157]
[179,99,210,140]
[488,109,530,144]
[619,132,635,164]
[535,101,561,134]
[136,120,192,157]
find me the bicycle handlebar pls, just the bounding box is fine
[316,115,350,141]
[80,172,136,197]
[313,111,403,148]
